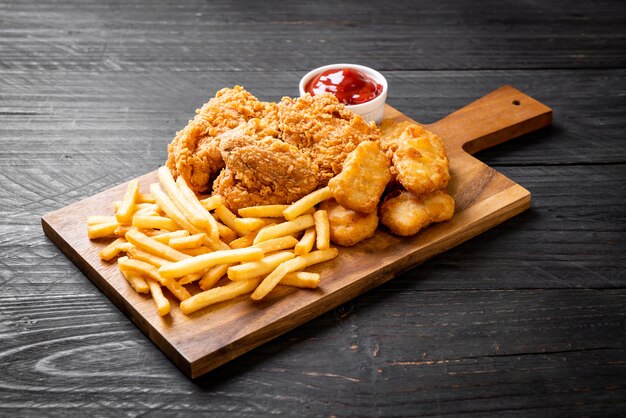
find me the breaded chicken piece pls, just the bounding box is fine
[319,199,379,247]
[379,189,455,237]
[379,120,450,196]
[166,86,270,194]
[278,93,380,185]
[213,118,319,212]
[328,141,391,214]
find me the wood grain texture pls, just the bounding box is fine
[2,0,625,415]
[1,0,625,72]
[42,92,549,377]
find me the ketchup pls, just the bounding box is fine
[305,68,383,105]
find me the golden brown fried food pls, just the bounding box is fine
[328,140,391,214]
[379,189,455,237]
[213,120,319,212]
[319,199,378,247]
[279,93,380,185]
[166,86,271,194]
[379,120,450,196]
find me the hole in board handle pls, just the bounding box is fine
[512,100,521,106]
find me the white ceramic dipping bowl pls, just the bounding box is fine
[298,63,388,125]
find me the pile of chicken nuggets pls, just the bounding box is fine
[167,86,455,247]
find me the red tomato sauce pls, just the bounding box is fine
[305,68,383,105]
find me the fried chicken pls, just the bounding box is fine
[167,89,379,212]
[328,140,391,214]
[213,117,319,212]
[379,120,450,196]
[166,86,271,194]
[278,93,380,185]
[379,189,455,237]
[320,198,379,247]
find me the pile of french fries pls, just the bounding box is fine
[86,166,338,317]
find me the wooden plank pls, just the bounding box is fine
[1,69,624,169]
[41,87,551,377]
[1,0,625,72]
[0,288,624,415]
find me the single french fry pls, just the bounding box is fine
[178,246,214,257]
[151,230,190,244]
[251,248,338,300]
[158,166,210,230]
[158,247,264,279]
[313,209,330,250]
[146,278,171,316]
[137,192,157,204]
[115,179,139,225]
[228,251,296,281]
[294,228,315,256]
[125,229,190,262]
[87,215,116,225]
[127,246,170,268]
[238,205,289,218]
[252,236,299,253]
[132,215,180,231]
[233,217,271,236]
[180,278,262,315]
[118,257,191,301]
[150,183,199,234]
[214,205,241,234]
[169,233,206,250]
[99,237,129,261]
[215,220,237,243]
[228,229,261,249]
[280,272,321,288]
[200,195,224,211]
[198,264,230,290]
[176,175,219,240]
[282,186,332,221]
[253,214,314,244]
[119,266,150,294]
[177,267,210,285]
[88,221,119,239]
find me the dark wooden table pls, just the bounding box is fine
[1,0,625,416]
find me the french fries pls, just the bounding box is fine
[115,179,139,225]
[158,247,264,279]
[282,186,332,220]
[87,168,340,318]
[251,248,338,300]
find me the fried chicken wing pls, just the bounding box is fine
[166,86,270,194]
[213,118,319,212]
[379,189,455,237]
[279,93,380,185]
[379,120,450,196]
[319,199,379,247]
[328,140,391,214]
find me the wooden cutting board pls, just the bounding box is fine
[42,85,552,378]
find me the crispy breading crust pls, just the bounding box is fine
[379,189,455,236]
[328,140,391,214]
[279,93,380,185]
[379,120,450,196]
[166,86,270,193]
[320,199,379,247]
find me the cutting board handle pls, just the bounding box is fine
[426,85,552,155]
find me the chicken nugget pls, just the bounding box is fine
[328,141,391,214]
[379,120,450,196]
[379,189,455,237]
[319,199,378,247]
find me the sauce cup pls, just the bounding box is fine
[299,63,388,125]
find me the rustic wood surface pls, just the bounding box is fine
[1,0,624,416]
[41,89,548,378]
